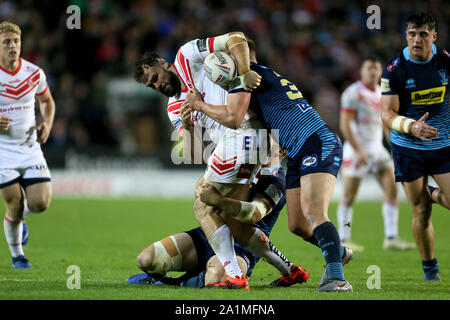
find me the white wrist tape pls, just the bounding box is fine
[238,199,268,222]
[391,116,415,134]
[213,32,246,52]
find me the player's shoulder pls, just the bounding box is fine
[383,54,404,74]
[343,81,361,93]
[19,58,42,73]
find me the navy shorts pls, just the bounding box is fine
[185,227,255,277]
[286,125,343,189]
[391,144,450,182]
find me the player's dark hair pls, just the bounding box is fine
[361,56,380,65]
[405,12,437,31]
[246,37,256,54]
[135,51,161,83]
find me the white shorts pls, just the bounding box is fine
[0,144,51,189]
[341,141,393,178]
[203,128,268,184]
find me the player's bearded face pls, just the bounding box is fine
[144,66,181,97]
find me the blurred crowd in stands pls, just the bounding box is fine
[1,0,448,154]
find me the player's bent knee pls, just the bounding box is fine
[27,197,51,213]
[137,246,155,270]
[138,236,183,274]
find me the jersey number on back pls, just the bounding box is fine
[274,71,303,100]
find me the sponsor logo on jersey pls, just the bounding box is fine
[410,86,446,105]
[405,78,416,89]
[301,154,318,169]
[197,38,208,52]
[387,58,400,72]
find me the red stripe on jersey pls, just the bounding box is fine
[177,126,184,135]
[212,156,236,172]
[167,102,183,112]
[208,37,214,52]
[213,154,237,164]
[340,107,357,114]
[211,164,235,176]
[0,81,39,100]
[178,52,194,89]
[36,84,48,96]
[174,52,189,93]
[4,73,40,96]
[168,100,184,106]
[0,58,22,76]
[2,69,39,89]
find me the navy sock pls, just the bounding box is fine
[180,270,206,288]
[422,258,439,275]
[306,235,319,247]
[313,221,345,281]
[307,235,346,259]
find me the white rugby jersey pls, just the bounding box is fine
[0,58,48,148]
[167,38,262,143]
[340,80,383,145]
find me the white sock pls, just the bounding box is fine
[337,201,353,242]
[382,201,398,239]
[208,224,243,278]
[245,228,292,275]
[4,215,24,258]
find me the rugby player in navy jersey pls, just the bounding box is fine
[380,13,450,281]
[184,41,352,292]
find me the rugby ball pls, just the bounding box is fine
[204,52,237,86]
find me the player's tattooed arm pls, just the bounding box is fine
[212,32,261,91]
[180,101,203,163]
[381,94,438,141]
[35,88,55,144]
[185,88,250,129]
[198,184,272,224]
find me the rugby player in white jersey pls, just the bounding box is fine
[134,33,309,289]
[337,57,415,252]
[0,22,55,269]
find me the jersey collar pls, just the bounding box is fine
[0,57,22,76]
[403,44,436,64]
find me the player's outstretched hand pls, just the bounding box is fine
[0,114,12,131]
[198,184,222,207]
[410,112,439,142]
[37,121,51,144]
[185,88,204,111]
[242,70,261,91]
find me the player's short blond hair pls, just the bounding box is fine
[0,21,21,36]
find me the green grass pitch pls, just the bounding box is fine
[0,198,449,300]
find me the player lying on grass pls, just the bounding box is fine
[184,41,352,292]
[135,32,312,290]
[127,163,309,288]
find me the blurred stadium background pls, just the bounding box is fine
[3,0,448,198]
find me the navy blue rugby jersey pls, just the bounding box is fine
[381,44,450,150]
[229,63,326,159]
